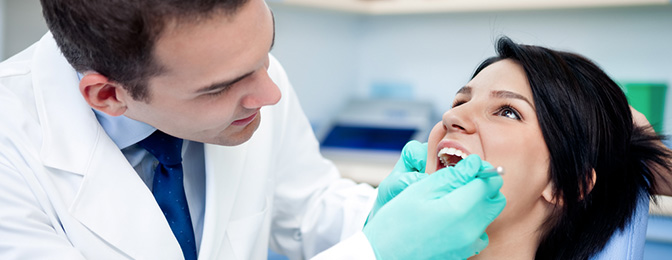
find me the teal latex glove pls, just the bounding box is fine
[366,141,429,225]
[363,155,506,260]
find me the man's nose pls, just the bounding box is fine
[241,71,281,109]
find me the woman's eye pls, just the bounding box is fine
[452,100,466,108]
[496,105,522,120]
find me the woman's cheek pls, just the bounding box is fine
[425,122,445,174]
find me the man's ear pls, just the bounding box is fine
[79,72,127,116]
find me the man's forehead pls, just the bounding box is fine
[147,0,273,92]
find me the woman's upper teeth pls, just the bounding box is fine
[438,147,468,158]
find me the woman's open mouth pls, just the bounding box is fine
[437,147,468,170]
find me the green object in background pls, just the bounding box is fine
[623,83,667,133]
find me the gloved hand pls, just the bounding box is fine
[363,155,506,260]
[366,141,428,225]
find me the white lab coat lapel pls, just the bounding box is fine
[199,103,277,260]
[31,33,183,259]
[199,142,247,259]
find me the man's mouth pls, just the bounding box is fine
[231,111,258,126]
[437,147,468,170]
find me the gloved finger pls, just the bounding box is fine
[396,171,429,192]
[445,232,490,259]
[416,154,484,195]
[378,170,429,200]
[480,174,504,199]
[436,178,506,227]
[488,190,507,213]
[447,232,489,259]
[393,140,428,173]
[368,170,430,226]
[479,159,494,173]
[434,177,486,214]
[473,232,490,255]
[441,171,504,204]
[414,179,499,253]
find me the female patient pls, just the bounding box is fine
[425,37,672,259]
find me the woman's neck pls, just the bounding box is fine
[470,225,540,259]
[469,202,550,259]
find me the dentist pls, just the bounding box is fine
[0,0,505,259]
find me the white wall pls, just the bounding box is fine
[269,5,363,130]
[270,4,672,134]
[2,0,47,59]
[0,0,5,59]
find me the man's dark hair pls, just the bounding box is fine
[473,37,671,259]
[40,0,249,101]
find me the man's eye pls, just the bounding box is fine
[206,89,226,97]
[204,86,232,97]
[452,100,466,108]
[496,105,522,120]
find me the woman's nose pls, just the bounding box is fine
[442,105,476,134]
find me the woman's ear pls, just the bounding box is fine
[542,170,597,205]
[580,169,597,200]
[542,181,563,206]
[79,72,128,116]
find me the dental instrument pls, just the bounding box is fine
[476,166,505,179]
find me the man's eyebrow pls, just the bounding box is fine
[491,90,535,109]
[196,13,275,95]
[195,70,254,94]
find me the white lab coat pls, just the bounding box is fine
[0,33,378,259]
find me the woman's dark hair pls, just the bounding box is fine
[40,0,248,101]
[473,37,671,259]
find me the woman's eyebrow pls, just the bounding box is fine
[491,90,535,109]
[456,86,472,95]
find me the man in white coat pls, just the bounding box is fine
[0,0,506,259]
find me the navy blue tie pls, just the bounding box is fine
[138,130,197,260]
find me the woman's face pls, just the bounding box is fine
[426,59,553,232]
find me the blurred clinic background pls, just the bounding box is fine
[1,0,671,258]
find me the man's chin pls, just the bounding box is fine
[210,115,261,146]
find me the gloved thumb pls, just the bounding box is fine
[419,154,491,194]
[393,140,428,173]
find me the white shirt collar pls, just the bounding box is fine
[93,109,156,149]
